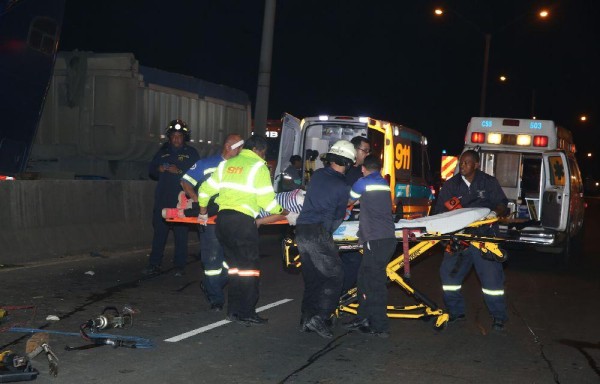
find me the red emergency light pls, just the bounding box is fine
[533,135,548,147]
[471,132,485,143]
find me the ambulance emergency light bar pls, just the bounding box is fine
[468,117,557,149]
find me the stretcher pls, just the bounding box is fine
[169,206,507,330]
[284,207,507,330]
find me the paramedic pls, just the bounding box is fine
[180,134,244,311]
[296,140,356,339]
[197,135,289,325]
[341,136,372,293]
[434,150,509,331]
[281,155,303,191]
[343,155,396,338]
[144,119,199,277]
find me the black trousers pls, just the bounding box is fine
[215,210,260,318]
[356,238,397,332]
[296,224,343,320]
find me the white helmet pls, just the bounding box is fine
[328,140,357,163]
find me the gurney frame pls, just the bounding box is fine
[283,217,506,330]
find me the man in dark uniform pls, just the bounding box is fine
[343,155,397,338]
[144,119,199,276]
[296,140,356,339]
[434,150,509,331]
[340,136,372,293]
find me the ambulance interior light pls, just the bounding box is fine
[487,133,502,144]
[533,135,549,147]
[471,132,485,143]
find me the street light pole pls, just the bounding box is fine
[479,33,491,116]
[253,0,276,137]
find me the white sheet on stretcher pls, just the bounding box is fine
[333,207,491,242]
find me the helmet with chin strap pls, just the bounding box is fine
[165,119,190,141]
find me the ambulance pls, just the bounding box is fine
[274,113,435,219]
[461,117,585,262]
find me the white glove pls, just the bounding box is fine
[286,212,299,226]
[484,211,498,220]
[198,213,209,225]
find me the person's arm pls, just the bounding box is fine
[180,180,198,202]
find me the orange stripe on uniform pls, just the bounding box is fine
[238,270,260,277]
[228,268,239,275]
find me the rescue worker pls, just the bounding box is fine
[144,119,200,276]
[340,136,372,293]
[281,155,303,191]
[197,135,290,325]
[343,155,396,338]
[434,150,509,331]
[180,134,244,311]
[295,140,356,339]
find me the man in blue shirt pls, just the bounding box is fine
[144,119,199,277]
[296,140,356,339]
[341,136,372,293]
[180,133,244,311]
[343,155,397,338]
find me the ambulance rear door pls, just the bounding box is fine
[274,113,301,192]
[541,151,570,231]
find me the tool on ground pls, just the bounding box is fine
[25,333,58,377]
[0,349,39,382]
[83,306,134,332]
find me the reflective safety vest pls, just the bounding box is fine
[198,149,283,218]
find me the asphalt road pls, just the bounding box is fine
[1,198,599,384]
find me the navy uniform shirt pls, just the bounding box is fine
[434,169,508,235]
[297,167,350,234]
[350,172,395,244]
[149,143,199,207]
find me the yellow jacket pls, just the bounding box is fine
[198,149,283,218]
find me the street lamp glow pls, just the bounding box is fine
[434,8,443,16]
[580,115,587,121]
[587,152,592,158]
[539,10,549,18]
[499,75,507,82]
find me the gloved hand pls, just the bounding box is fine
[286,212,299,226]
[198,213,209,225]
[484,211,498,220]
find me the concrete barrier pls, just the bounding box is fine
[1,180,160,264]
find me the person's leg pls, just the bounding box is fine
[360,238,396,333]
[473,251,507,322]
[340,251,362,293]
[200,225,227,306]
[440,246,474,318]
[172,224,189,271]
[148,207,168,268]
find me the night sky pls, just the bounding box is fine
[58,0,599,174]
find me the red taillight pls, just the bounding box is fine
[471,132,485,143]
[533,135,548,147]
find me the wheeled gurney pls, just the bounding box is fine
[283,207,507,330]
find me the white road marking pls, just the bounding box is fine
[164,298,293,342]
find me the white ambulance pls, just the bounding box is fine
[462,117,585,263]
